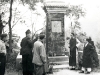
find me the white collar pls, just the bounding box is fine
[85,42,88,47]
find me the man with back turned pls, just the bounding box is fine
[20,29,33,75]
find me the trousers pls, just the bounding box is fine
[22,54,33,75]
[0,53,6,75]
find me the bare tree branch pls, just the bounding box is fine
[11,10,29,29]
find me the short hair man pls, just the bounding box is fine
[32,34,46,75]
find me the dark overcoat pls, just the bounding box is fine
[20,37,33,55]
[89,41,99,68]
[20,37,33,75]
[82,43,94,68]
[69,38,77,66]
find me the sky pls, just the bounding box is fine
[66,0,100,43]
[52,0,100,43]
[2,0,100,43]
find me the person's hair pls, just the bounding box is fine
[39,34,45,40]
[86,37,92,42]
[25,29,31,35]
[0,34,7,40]
[71,33,75,36]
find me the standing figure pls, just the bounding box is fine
[0,34,8,75]
[32,34,46,75]
[88,37,99,68]
[0,15,4,36]
[69,33,77,70]
[20,29,33,75]
[79,37,98,74]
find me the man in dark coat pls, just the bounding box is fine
[69,33,77,70]
[79,37,98,74]
[20,29,33,75]
[87,37,99,68]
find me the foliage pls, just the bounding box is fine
[0,0,9,2]
[6,51,19,70]
[21,0,43,10]
[67,5,86,19]
[66,5,86,35]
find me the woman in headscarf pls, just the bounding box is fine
[79,37,99,74]
[87,37,99,68]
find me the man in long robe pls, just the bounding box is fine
[69,33,77,70]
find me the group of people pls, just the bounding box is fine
[69,33,99,74]
[0,29,47,75]
[0,29,99,75]
[20,29,47,75]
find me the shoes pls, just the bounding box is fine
[79,71,84,73]
[85,72,90,74]
[70,68,75,70]
[79,71,90,74]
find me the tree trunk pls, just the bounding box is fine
[8,0,13,53]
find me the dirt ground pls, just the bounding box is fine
[5,67,100,75]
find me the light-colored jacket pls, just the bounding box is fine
[32,40,46,66]
[0,40,6,54]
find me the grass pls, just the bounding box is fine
[4,49,100,75]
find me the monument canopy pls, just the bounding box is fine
[44,0,68,7]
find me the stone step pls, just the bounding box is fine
[48,56,69,63]
[49,61,69,65]
[53,64,69,69]
[48,56,69,72]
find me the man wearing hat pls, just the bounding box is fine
[20,29,33,75]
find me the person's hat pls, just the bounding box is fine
[25,29,31,34]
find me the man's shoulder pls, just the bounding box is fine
[22,37,27,39]
[34,41,40,44]
[0,40,2,44]
[22,37,28,41]
[0,40,4,43]
[0,40,5,46]
[34,41,43,46]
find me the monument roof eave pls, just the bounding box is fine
[44,0,68,8]
[45,4,68,7]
